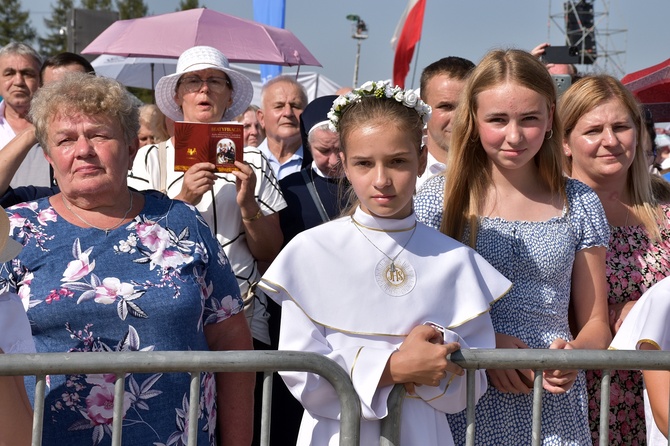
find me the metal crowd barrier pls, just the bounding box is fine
[381,349,670,446]
[2,349,670,446]
[0,350,361,446]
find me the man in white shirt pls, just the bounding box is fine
[257,75,309,180]
[0,42,50,189]
[417,57,475,190]
[0,52,96,204]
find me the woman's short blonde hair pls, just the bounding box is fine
[30,72,140,152]
[139,104,170,143]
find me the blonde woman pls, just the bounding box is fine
[137,104,169,146]
[559,74,670,445]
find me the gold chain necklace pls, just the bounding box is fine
[61,191,134,235]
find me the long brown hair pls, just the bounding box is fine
[440,49,565,245]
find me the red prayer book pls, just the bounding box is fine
[173,121,243,173]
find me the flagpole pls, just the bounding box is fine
[353,39,362,87]
[151,62,155,103]
[409,38,421,89]
[347,14,368,88]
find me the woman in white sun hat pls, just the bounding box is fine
[0,206,34,446]
[155,45,255,123]
[131,46,286,354]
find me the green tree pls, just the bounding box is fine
[177,0,200,11]
[0,0,37,46]
[80,0,113,10]
[116,0,148,20]
[38,0,74,56]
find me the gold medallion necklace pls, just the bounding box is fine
[352,217,417,296]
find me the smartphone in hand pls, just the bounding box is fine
[542,46,580,64]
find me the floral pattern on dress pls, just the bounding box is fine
[50,324,164,445]
[587,204,670,446]
[8,201,56,252]
[0,195,243,446]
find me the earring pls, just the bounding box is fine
[545,129,554,140]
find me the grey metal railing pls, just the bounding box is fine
[381,349,670,446]
[0,350,361,446]
[3,349,669,446]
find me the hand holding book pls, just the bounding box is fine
[174,121,244,173]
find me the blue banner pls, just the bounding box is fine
[253,0,286,83]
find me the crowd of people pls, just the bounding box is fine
[0,38,668,446]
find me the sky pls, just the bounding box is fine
[23,0,670,90]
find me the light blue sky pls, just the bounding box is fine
[25,0,669,89]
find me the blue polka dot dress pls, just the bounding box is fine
[415,175,610,445]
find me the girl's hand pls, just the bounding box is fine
[608,301,635,335]
[487,333,534,394]
[543,338,578,394]
[390,325,463,395]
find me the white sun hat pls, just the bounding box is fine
[155,46,253,122]
[0,208,22,263]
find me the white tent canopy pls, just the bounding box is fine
[230,64,342,105]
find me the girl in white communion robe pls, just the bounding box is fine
[610,276,670,445]
[259,81,511,446]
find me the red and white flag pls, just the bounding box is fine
[391,0,427,88]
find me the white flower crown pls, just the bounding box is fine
[327,80,431,131]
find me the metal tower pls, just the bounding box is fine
[548,0,627,77]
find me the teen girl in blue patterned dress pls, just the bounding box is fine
[415,49,612,445]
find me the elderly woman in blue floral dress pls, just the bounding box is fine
[0,72,253,446]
